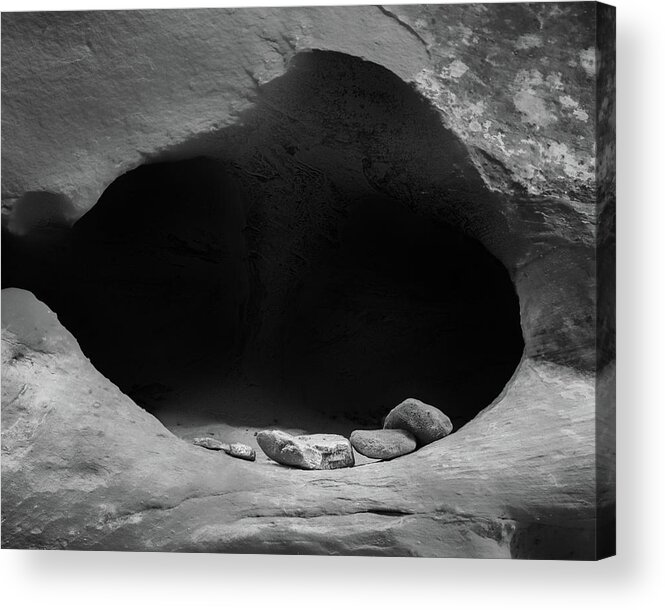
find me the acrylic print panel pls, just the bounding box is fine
[0,2,615,559]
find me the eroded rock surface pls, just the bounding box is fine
[2,288,607,557]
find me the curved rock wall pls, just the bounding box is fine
[0,288,598,557]
[2,5,600,370]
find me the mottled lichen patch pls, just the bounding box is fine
[579,47,596,78]
[402,2,597,202]
[515,33,543,50]
[514,90,557,127]
[559,95,589,122]
[448,59,469,79]
[512,69,559,127]
[1,3,600,222]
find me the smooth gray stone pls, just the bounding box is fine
[384,398,453,445]
[350,428,417,460]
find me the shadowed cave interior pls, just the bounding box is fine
[2,156,524,445]
[2,51,525,450]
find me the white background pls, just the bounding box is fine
[0,0,662,608]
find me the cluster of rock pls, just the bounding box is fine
[256,398,453,470]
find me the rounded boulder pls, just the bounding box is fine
[383,398,453,445]
[350,428,417,460]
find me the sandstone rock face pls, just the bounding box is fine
[1,5,601,219]
[1,4,605,374]
[1,4,615,558]
[257,430,354,470]
[384,399,453,446]
[350,429,416,460]
[2,288,607,557]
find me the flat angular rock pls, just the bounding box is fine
[193,437,228,451]
[257,430,354,470]
[193,437,255,461]
[350,428,416,460]
[384,398,453,445]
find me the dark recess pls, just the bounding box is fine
[2,51,524,433]
[2,156,523,431]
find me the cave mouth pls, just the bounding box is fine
[2,50,525,445]
[2,155,524,441]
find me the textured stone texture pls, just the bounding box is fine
[227,443,256,462]
[257,430,354,470]
[193,438,255,461]
[384,399,453,445]
[1,4,615,558]
[2,287,605,557]
[1,5,599,218]
[1,5,603,372]
[350,429,416,460]
[194,437,228,451]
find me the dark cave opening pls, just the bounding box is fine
[279,190,524,430]
[68,158,250,393]
[2,51,525,441]
[2,155,523,436]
